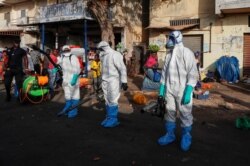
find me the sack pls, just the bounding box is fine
[153,70,161,82]
[79,77,90,88]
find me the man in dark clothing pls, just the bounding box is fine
[4,39,28,102]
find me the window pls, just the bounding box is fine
[21,10,26,18]
[4,12,10,23]
[170,18,200,28]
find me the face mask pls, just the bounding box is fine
[98,47,104,52]
[96,48,103,55]
[166,36,176,49]
[166,40,174,49]
[98,51,106,58]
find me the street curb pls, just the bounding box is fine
[223,83,250,93]
[218,92,250,108]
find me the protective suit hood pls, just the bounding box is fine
[97,41,111,56]
[166,31,183,49]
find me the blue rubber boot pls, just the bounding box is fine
[158,122,176,146]
[14,84,19,98]
[103,105,120,128]
[180,126,192,151]
[68,99,79,118]
[57,100,72,117]
[101,105,109,126]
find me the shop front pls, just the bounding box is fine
[38,0,97,51]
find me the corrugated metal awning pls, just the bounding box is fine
[145,23,198,30]
[0,29,23,36]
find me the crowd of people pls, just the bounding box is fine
[0,39,128,123]
[0,30,200,151]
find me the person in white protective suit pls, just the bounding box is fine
[97,41,128,128]
[57,45,81,118]
[157,31,198,151]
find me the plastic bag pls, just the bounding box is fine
[153,69,161,82]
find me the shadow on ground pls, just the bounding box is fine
[129,75,144,90]
[0,83,250,166]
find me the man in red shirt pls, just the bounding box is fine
[48,49,59,97]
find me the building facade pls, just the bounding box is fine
[148,0,250,77]
[0,0,147,60]
[0,0,38,48]
[0,0,148,74]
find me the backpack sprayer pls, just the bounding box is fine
[141,96,166,119]
[20,75,49,104]
[28,45,105,109]
[18,45,63,104]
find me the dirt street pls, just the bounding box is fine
[0,76,249,166]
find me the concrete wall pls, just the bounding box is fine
[216,0,250,14]
[112,0,145,57]
[149,0,250,77]
[0,1,36,23]
[149,0,215,67]
[37,0,145,56]
[1,0,145,59]
[0,6,11,27]
[11,1,35,21]
[150,0,200,26]
[0,1,37,48]
[209,14,250,75]
[47,0,57,5]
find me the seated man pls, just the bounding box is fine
[144,52,158,69]
[142,68,161,91]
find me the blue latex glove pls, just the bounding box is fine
[52,68,58,74]
[70,74,79,86]
[182,85,193,105]
[159,83,166,97]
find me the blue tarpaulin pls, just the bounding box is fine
[216,56,240,83]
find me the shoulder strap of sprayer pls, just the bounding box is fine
[62,54,73,63]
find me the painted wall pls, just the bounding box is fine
[12,1,36,21]
[0,6,11,27]
[149,0,250,77]
[149,0,215,67]
[216,0,250,14]
[0,1,37,48]
[0,1,35,24]
[112,0,144,57]
[150,0,200,26]
[42,0,144,54]
[208,14,250,75]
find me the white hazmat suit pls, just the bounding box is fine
[97,41,128,128]
[158,31,198,151]
[57,45,81,118]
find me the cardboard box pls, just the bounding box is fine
[193,93,209,100]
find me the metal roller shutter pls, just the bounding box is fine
[243,34,250,76]
[182,35,203,67]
